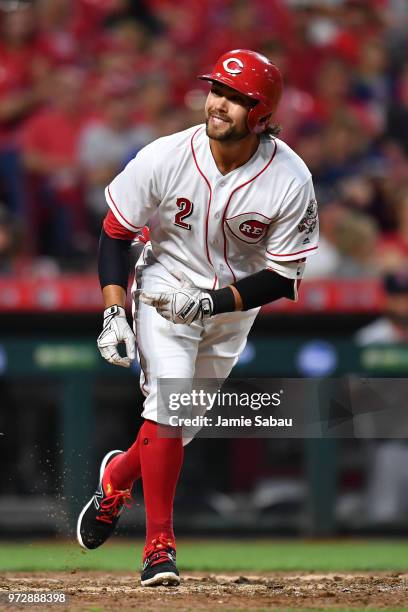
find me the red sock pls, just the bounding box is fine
[139,420,183,545]
[106,429,142,491]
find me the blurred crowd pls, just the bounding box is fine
[1,0,408,278]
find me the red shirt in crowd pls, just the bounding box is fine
[21,108,84,166]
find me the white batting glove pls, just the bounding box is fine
[139,271,213,325]
[97,305,136,367]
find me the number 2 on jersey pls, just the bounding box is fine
[174,198,193,230]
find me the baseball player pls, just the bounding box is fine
[77,49,319,586]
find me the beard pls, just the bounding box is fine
[205,117,249,142]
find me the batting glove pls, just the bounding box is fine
[97,305,136,367]
[139,271,213,325]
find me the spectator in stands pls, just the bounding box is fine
[351,37,390,136]
[99,0,161,36]
[78,77,154,237]
[339,173,381,221]
[151,0,209,54]
[353,37,390,106]
[0,204,18,275]
[133,74,175,135]
[0,202,59,277]
[306,206,379,280]
[294,122,326,189]
[318,117,369,191]
[335,210,379,278]
[85,35,139,113]
[200,0,261,68]
[387,62,408,157]
[102,16,148,59]
[20,66,89,264]
[330,0,386,66]
[279,2,325,93]
[303,202,344,279]
[376,186,408,273]
[385,0,408,55]
[355,270,408,524]
[312,56,354,123]
[34,0,80,67]
[356,270,408,344]
[0,4,41,218]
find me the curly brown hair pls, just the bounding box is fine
[263,123,282,137]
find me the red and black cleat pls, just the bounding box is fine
[141,534,180,586]
[77,450,132,550]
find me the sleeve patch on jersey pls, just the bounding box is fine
[225,212,271,244]
[298,198,318,235]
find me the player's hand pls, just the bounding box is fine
[97,305,136,367]
[139,271,213,325]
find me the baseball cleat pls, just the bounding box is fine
[77,450,132,550]
[141,534,180,586]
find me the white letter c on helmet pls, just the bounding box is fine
[222,57,244,75]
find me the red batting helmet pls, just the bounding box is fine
[198,49,283,134]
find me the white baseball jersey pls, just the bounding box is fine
[106,124,319,290]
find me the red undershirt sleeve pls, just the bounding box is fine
[103,209,139,240]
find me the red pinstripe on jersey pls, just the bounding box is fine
[266,245,318,257]
[221,139,278,283]
[133,264,149,397]
[191,127,218,290]
[107,185,143,232]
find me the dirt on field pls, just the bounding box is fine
[1,571,407,611]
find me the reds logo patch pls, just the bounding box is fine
[239,220,267,239]
[226,212,271,244]
[298,199,318,235]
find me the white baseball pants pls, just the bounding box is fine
[132,255,258,437]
